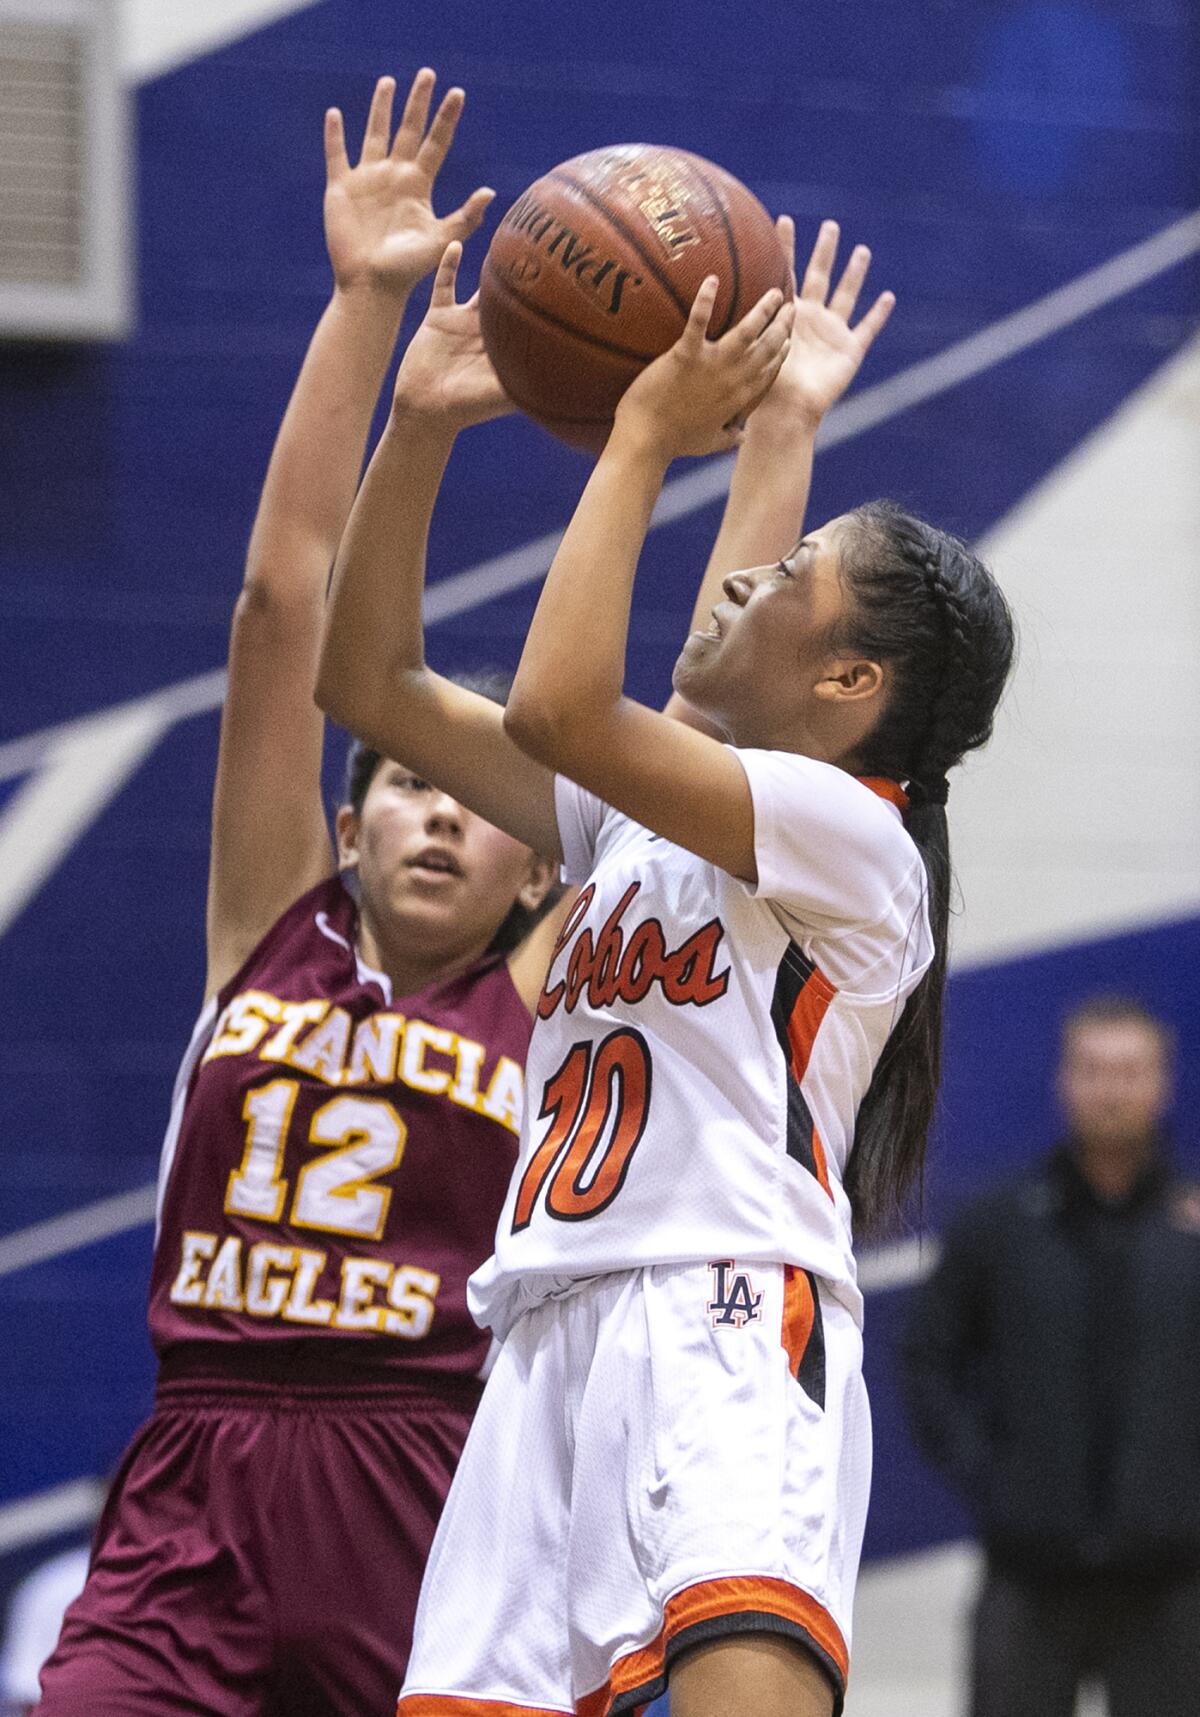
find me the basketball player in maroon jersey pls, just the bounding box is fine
[35,71,563,1717]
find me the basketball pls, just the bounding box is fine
[478,144,790,451]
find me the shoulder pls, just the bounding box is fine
[729,750,929,986]
[734,749,921,905]
[210,874,351,1009]
[735,749,914,840]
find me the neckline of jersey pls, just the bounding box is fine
[857,776,910,814]
[323,879,508,1009]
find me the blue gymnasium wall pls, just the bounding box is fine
[1,0,1198,1606]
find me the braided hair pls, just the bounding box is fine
[833,501,1015,1231]
[342,667,562,961]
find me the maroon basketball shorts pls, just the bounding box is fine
[35,1374,477,1717]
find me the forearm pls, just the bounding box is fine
[316,402,562,856]
[316,404,456,734]
[243,284,407,599]
[506,425,669,759]
[663,411,817,731]
[700,409,817,602]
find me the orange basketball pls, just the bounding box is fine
[479,144,790,452]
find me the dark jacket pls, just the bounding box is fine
[902,1146,1200,1578]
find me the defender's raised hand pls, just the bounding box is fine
[758,216,895,429]
[323,69,494,298]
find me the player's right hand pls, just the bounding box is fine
[323,69,495,300]
[612,279,794,460]
[391,241,514,429]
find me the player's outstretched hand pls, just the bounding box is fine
[753,217,895,430]
[613,280,794,461]
[323,69,495,299]
[392,241,513,429]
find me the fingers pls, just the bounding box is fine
[801,220,892,334]
[776,214,797,296]
[828,242,871,322]
[749,300,793,386]
[394,65,436,159]
[360,75,396,163]
[445,185,495,243]
[853,288,896,351]
[718,294,793,413]
[323,107,349,181]
[800,219,839,303]
[747,299,793,387]
[681,275,720,346]
[417,86,466,175]
[430,240,463,309]
[727,285,786,350]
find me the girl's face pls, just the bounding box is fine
[336,760,550,966]
[672,516,876,752]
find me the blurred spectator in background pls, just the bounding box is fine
[903,995,1200,1717]
[0,1548,87,1716]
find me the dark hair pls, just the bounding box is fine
[833,501,1015,1233]
[1061,994,1174,1060]
[341,667,561,960]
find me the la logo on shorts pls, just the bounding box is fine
[707,1259,763,1328]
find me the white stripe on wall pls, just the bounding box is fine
[0,1479,106,1557]
[0,1186,158,1281]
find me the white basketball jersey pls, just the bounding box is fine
[469,748,934,1340]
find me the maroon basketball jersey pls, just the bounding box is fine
[147,875,532,1385]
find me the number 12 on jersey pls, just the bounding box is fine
[511,1028,652,1231]
[225,1079,406,1241]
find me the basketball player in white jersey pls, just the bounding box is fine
[316,225,1014,1717]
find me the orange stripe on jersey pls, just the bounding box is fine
[784,973,836,1200]
[397,1699,570,1717]
[576,1574,849,1717]
[770,951,837,1203]
[810,1123,833,1200]
[785,968,836,1088]
[782,1265,816,1375]
[857,775,910,812]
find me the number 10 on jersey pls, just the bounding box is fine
[512,1028,652,1231]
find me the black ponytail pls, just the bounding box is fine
[835,502,1014,1233]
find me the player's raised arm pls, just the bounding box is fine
[315,241,564,861]
[666,219,894,732]
[503,278,793,883]
[206,71,494,999]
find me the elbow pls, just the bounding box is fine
[312,662,339,723]
[502,692,565,767]
[505,680,619,772]
[313,670,351,732]
[314,649,369,735]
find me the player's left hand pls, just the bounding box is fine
[751,217,895,431]
[613,279,794,460]
[392,241,514,429]
[323,69,495,300]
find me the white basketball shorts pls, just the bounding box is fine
[396,1259,871,1717]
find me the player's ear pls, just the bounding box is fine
[813,657,885,704]
[335,805,361,871]
[517,853,558,912]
